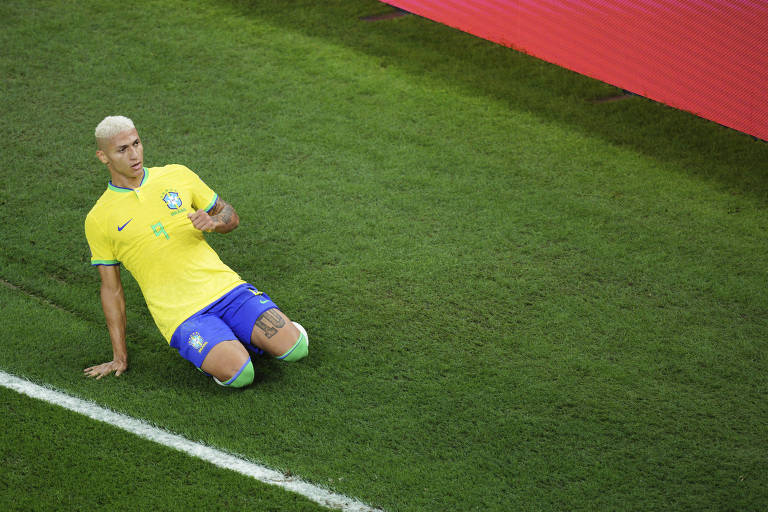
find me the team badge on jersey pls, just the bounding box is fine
[162,190,182,210]
[188,331,208,353]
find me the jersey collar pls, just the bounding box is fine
[108,167,149,193]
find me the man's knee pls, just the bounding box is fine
[277,322,309,362]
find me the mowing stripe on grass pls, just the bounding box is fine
[0,369,381,512]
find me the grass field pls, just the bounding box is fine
[1,1,767,510]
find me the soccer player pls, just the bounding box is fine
[83,115,308,388]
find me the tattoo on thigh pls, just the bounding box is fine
[254,309,286,339]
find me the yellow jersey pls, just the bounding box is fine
[84,164,245,342]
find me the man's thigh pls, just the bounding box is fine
[217,286,276,338]
[250,308,300,357]
[217,285,296,355]
[211,283,300,357]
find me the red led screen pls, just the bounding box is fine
[381,0,768,140]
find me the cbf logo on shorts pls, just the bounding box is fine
[162,190,182,210]
[188,331,208,353]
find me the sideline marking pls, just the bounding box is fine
[0,370,381,512]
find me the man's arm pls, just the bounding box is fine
[84,265,128,379]
[187,197,239,234]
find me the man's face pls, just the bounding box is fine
[96,128,144,184]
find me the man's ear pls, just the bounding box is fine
[96,149,109,164]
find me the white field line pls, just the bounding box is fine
[0,370,381,512]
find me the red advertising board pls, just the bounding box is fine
[381,0,768,140]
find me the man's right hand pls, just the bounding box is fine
[84,360,127,379]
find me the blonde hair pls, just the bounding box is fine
[95,116,135,143]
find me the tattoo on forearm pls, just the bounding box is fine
[254,309,286,339]
[212,202,235,225]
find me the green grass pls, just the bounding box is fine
[1,0,767,510]
[0,385,328,512]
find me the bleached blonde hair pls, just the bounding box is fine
[95,116,135,144]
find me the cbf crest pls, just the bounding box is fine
[188,331,208,353]
[162,190,182,210]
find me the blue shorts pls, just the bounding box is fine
[170,284,278,368]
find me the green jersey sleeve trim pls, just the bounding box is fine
[91,260,120,266]
[204,193,218,213]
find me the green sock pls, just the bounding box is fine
[228,360,255,387]
[214,359,254,388]
[277,332,308,362]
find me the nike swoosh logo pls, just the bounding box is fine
[117,219,133,231]
[259,299,270,304]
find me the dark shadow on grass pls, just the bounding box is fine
[143,350,284,390]
[221,0,768,202]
